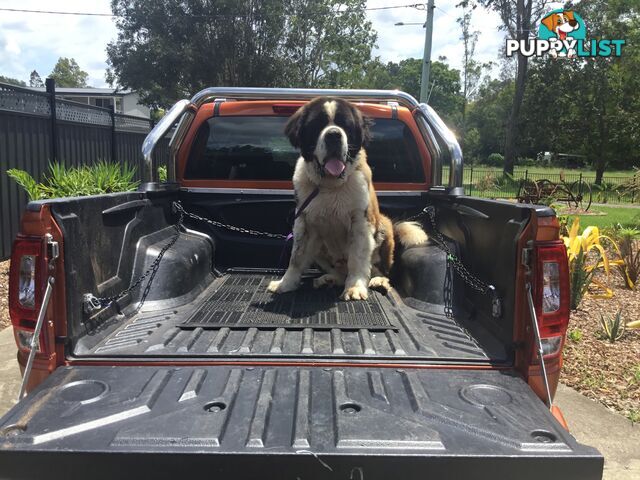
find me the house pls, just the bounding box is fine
[29,87,150,118]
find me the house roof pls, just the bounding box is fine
[29,87,135,96]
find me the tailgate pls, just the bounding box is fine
[0,366,602,480]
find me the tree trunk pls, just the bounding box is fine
[594,96,607,185]
[503,53,528,176]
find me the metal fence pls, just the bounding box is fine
[0,81,168,260]
[442,166,638,205]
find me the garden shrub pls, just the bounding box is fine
[7,161,138,201]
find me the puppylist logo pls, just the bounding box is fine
[506,9,625,58]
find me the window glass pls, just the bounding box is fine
[184,116,425,183]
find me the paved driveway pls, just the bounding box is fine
[0,327,637,478]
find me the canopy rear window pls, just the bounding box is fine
[184,116,425,183]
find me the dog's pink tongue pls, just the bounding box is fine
[324,158,346,177]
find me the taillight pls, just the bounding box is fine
[9,236,48,352]
[533,241,570,358]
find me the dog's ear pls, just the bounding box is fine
[564,10,575,21]
[284,106,305,148]
[541,14,557,32]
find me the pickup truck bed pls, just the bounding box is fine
[75,271,506,361]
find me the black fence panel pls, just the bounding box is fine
[0,81,169,260]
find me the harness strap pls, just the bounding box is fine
[295,186,320,219]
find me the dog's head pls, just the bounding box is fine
[541,11,579,37]
[284,97,371,181]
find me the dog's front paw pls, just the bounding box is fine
[267,279,297,294]
[341,285,368,301]
[369,276,391,293]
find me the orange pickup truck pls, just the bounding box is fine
[1,88,602,479]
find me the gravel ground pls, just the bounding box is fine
[562,269,640,422]
[0,261,9,330]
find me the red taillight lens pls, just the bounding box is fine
[9,236,51,354]
[9,236,47,325]
[533,241,570,358]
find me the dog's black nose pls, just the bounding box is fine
[569,19,578,27]
[325,128,342,147]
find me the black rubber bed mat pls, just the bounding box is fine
[179,274,397,330]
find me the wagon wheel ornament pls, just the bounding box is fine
[517,178,542,204]
[568,179,592,211]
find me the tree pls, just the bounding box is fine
[107,0,376,107]
[457,1,490,150]
[0,75,26,87]
[29,70,44,88]
[49,58,89,88]
[466,78,514,160]
[477,0,551,175]
[359,57,463,128]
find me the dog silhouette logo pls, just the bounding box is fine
[538,9,587,57]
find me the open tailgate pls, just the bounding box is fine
[0,365,602,479]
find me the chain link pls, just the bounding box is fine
[417,206,496,295]
[86,201,287,314]
[173,201,288,239]
[92,206,184,310]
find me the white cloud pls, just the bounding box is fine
[367,0,506,74]
[0,0,569,89]
[0,0,115,86]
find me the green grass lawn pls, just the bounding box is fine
[561,205,640,230]
[443,165,637,181]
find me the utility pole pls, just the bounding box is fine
[419,0,435,103]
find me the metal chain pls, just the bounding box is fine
[92,206,184,308]
[413,206,500,317]
[173,201,288,239]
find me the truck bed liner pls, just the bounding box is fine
[75,272,508,362]
[0,365,602,479]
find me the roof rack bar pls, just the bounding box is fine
[190,87,420,110]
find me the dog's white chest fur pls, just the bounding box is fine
[294,157,370,262]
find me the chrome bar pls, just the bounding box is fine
[417,103,463,189]
[526,283,553,410]
[141,99,191,184]
[145,87,463,190]
[190,87,420,110]
[18,276,54,400]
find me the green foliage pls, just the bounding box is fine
[6,169,43,201]
[485,153,504,167]
[621,168,640,199]
[630,365,640,385]
[158,165,167,182]
[6,162,138,200]
[359,58,463,128]
[599,310,625,343]
[29,70,44,88]
[628,409,640,424]
[568,329,583,343]
[474,172,499,192]
[0,75,26,87]
[612,226,640,288]
[49,57,89,88]
[107,0,375,106]
[569,248,596,310]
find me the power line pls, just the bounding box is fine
[0,3,427,18]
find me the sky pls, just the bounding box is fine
[0,0,566,88]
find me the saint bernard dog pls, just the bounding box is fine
[267,97,428,301]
